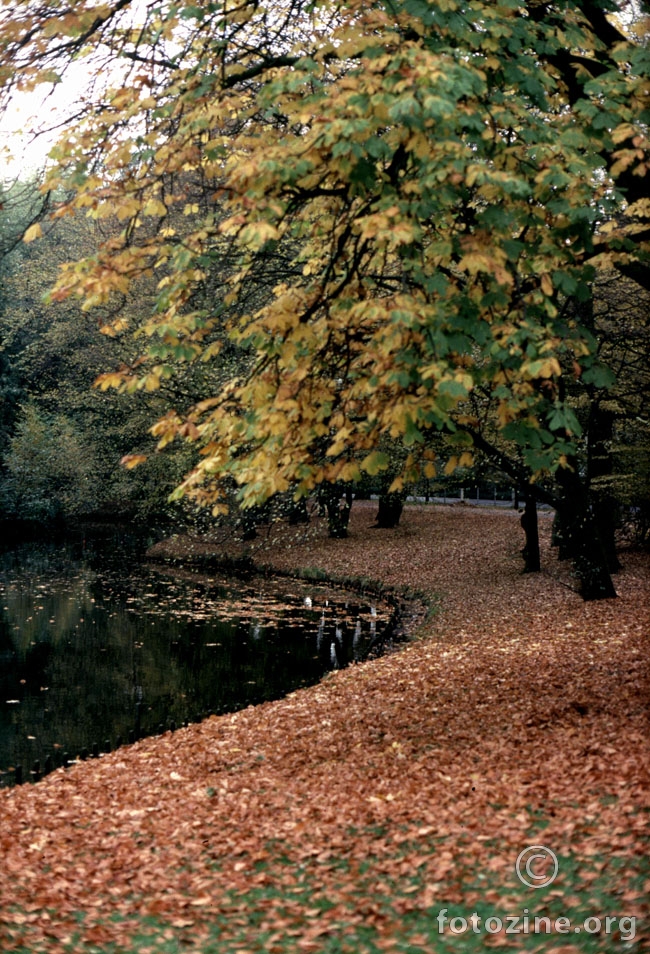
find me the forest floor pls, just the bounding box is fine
[1,503,649,953]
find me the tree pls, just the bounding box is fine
[2,401,99,521]
[0,182,206,523]
[0,0,647,596]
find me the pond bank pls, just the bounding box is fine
[1,525,405,789]
[146,502,435,642]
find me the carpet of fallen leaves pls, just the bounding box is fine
[1,503,649,954]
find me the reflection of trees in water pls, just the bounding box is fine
[0,540,395,786]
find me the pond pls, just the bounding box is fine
[0,530,396,787]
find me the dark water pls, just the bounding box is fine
[0,531,395,786]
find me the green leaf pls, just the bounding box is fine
[581,364,617,389]
[547,406,582,436]
[551,270,578,296]
[179,5,205,21]
[438,378,470,401]
[403,415,424,446]
[361,451,390,476]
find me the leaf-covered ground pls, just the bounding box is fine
[1,504,648,953]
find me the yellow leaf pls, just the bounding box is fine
[100,317,129,337]
[120,454,147,469]
[23,223,43,243]
[95,372,126,391]
[143,371,161,392]
[116,197,142,221]
[240,220,279,248]
[143,198,168,217]
[537,357,562,378]
[611,122,639,144]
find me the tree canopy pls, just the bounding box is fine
[0,0,648,518]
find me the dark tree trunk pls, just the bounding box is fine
[520,492,540,573]
[287,497,310,525]
[240,506,258,541]
[551,509,577,561]
[458,425,616,599]
[319,484,353,539]
[555,467,617,600]
[587,402,622,572]
[375,491,405,529]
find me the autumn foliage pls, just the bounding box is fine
[1,0,648,513]
[1,504,648,953]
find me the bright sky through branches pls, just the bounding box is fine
[0,0,150,180]
[0,76,85,178]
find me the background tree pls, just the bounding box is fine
[0,184,205,522]
[0,0,647,596]
[2,402,99,521]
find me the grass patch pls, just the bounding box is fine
[2,832,646,953]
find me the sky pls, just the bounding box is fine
[0,0,147,182]
[0,66,94,181]
[1,90,60,179]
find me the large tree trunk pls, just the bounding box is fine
[287,496,310,525]
[240,505,258,541]
[555,467,617,600]
[587,402,622,572]
[520,491,540,573]
[460,426,617,599]
[375,491,405,529]
[319,484,353,539]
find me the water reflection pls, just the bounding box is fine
[0,534,395,786]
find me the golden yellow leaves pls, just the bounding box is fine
[141,369,163,392]
[356,207,419,247]
[143,198,168,218]
[22,223,43,243]
[540,273,553,297]
[444,451,474,475]
[99,317,129,337]
[120,454,148,470]
[114,197,144,222]
[532,359,562,382]
[611,122,644,145]
[610,147,648,180]
[326,427,353,459]
[95,372,127,392]
[458,250,513,288]
[4,0,644,514]
[624,198,650,220]
[151,411,184,450]
[457,233,513,288]
[239,220,281,249]
[496,400,518,428]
